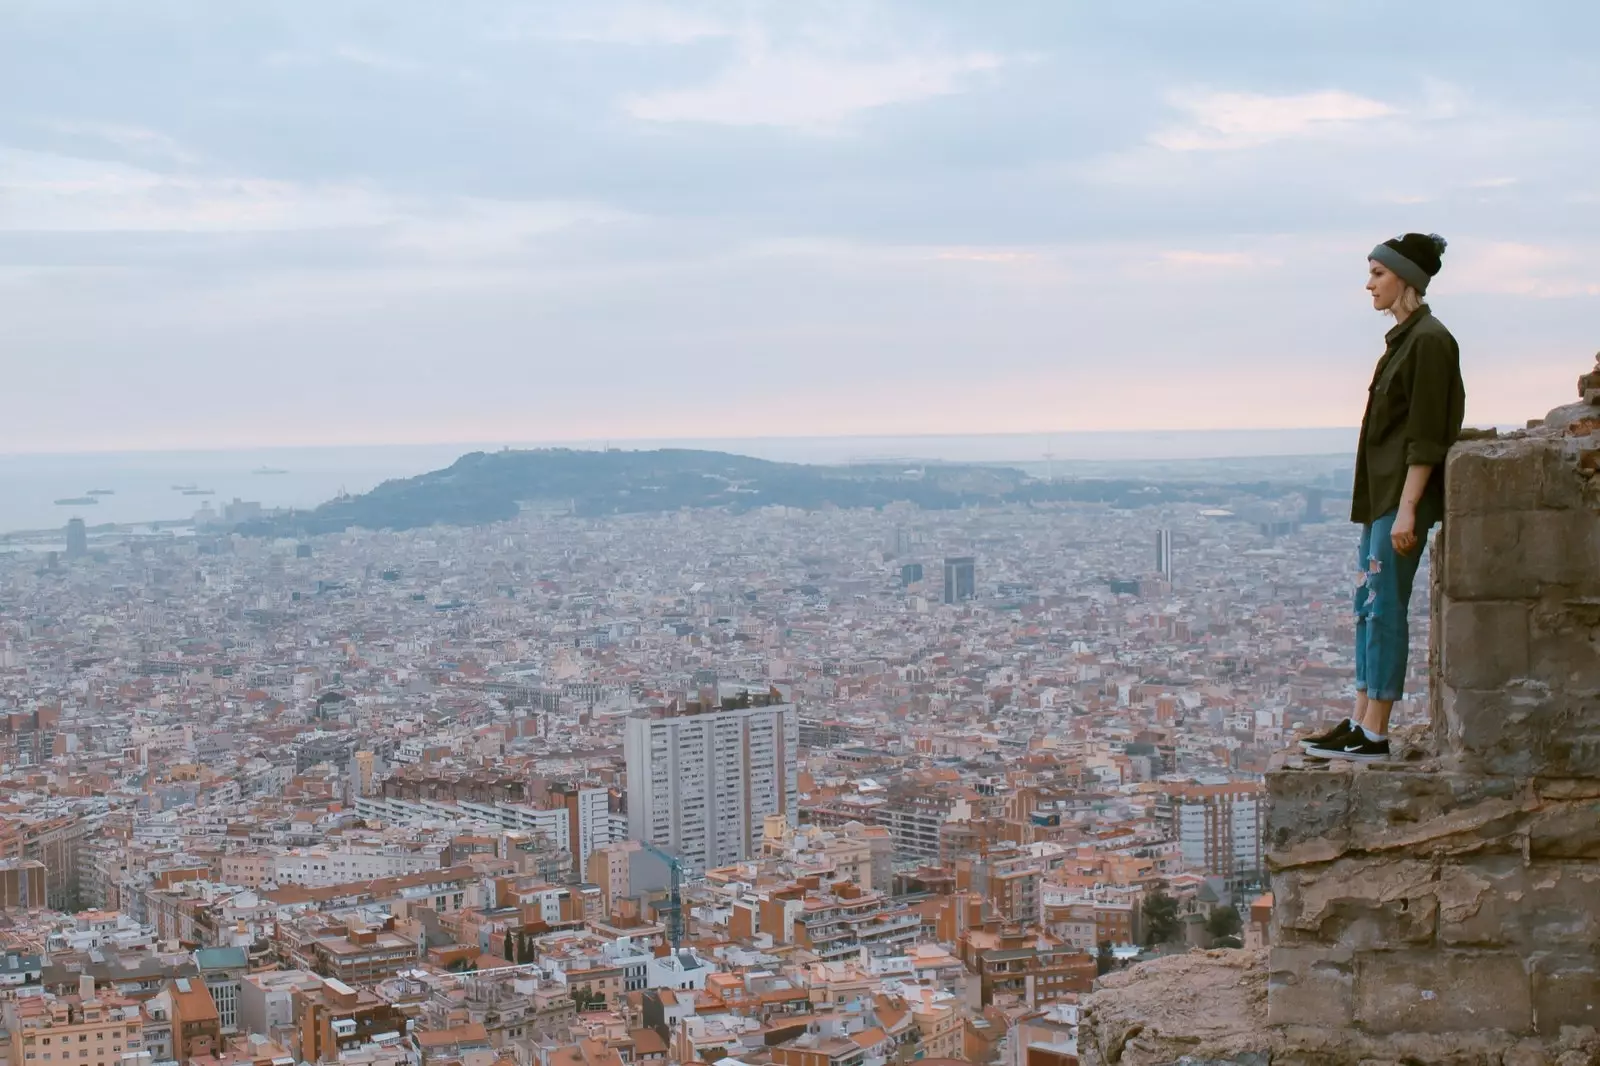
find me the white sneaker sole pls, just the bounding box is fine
[1311,746,1388,762]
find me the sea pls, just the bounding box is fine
[0,428,1363,539]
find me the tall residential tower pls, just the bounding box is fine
[942,556,976,604]
[624,690,798,875]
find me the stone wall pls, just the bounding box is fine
[1080,361,1600,1066]
[1263,385,1600,1044]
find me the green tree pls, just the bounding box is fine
[571,987,605,1012]
[502,930,514,963]
[1206,905,1243,945]
[1096,941,1116,977]
[1142,889,1181,947]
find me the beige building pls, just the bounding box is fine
[4,977,143,1066]
[585,842,638,917]
[220,852,273,889]
[906,988,964,1060]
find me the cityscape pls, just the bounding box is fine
[2,0,1590,1064]
[0,460,1406,1066]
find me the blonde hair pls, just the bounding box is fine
[1385,283,1424,320]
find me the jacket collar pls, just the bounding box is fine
[1384,303,1432,346]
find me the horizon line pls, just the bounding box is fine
[0,424,1387,461]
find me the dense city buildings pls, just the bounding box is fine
[0,466,1396,1066]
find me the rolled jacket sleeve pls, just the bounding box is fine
[1403,332,1459,467]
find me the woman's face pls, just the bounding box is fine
[1366,260,1405,312]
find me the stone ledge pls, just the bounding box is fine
[1265,737,1533,871]
[1078,949,1600,1066]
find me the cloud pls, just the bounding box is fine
[0,151,613,256]
[383,199,629,262]
[330,45,427,74]
[934,249,1038,264]
[1152,89,1396,152]
[531,3,735,46]
[1156,250,1260,269]
[1446,240,1600,298]
[264,44,427,75]
[626,46,1003,129]
[40,121,199,165]
[2,2,1598,453]
[0,149,393,233]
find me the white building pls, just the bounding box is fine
[624,696,798,876]
[351,788,612,867]
[271,844,444,888]
[1167,782,1261,891]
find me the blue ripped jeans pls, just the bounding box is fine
[1354,507,1439,702]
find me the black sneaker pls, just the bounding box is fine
[1309,733,1390,762]
[1299,719,1355,753]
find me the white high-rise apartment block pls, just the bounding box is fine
[1167,781,1261,891]
[624,697,799,875]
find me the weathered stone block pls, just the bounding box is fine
[1521,866,1600,948]
[1542,444,1594,511]
[1534,777,1600,800]
[1275,857,1437,949]
[1527,596,1600,691]
[1354,949,1533,1034]
[1529,800,1600,857]
[1442,511,1600,600]
[1441,599,1531,689]
[1443,436,1586,511]
[1541,721,1600,780]
[1435,853,1525,947]
[1439,682,1600,778]
[1531,954,1600,1034]
[1263,768,1352,868]
[1435,855,1600,954]
[1346,767,1525,858]
[1446,442,1550,515]
[1266,945,1353,1028]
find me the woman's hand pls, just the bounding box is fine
[1391,503,1420,556]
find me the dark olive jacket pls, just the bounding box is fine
[1351,305,1466,524]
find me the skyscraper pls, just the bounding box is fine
[1304,488,1325,524]
[65,518,87,559]
[624,691,798,875]
[1155,529,1173,582]
[943,556,976,604]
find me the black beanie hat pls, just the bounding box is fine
[1369,232,1448,293]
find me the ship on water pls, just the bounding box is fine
[253,466,289,475]
[172,483,197,491]
[182,488,215,496]
[86,488,115,496]
[55,497,97,506]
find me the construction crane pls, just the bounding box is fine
[638,841,684,952]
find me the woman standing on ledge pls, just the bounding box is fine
[1304,233,1466,762]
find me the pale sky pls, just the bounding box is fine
[2,1,1596,453]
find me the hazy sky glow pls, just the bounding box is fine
[2,1,1596,453]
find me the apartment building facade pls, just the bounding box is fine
[1162,782,1262,891]
[624,695,797,875]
